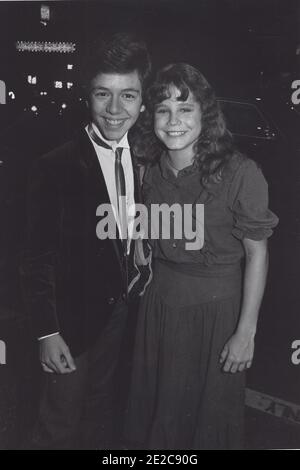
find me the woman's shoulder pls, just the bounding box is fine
[226,151,251,173]
[225,152,261,186]
[225,151,271,211]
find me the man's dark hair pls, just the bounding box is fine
[81,32,151,95]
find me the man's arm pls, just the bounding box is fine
[23,156,76,374]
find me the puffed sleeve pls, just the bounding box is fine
[229,158,279,240]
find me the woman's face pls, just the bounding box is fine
[154,86,202,156]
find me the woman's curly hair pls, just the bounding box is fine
[130,63,239,186]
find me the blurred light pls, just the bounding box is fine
[257,126,262,130]
[31,105,38,112]
[16,41,76,53]
[54,81,63,89]
[67,64,73,70]
[67,82,73,90]
[255,97,262,101]
[61,103,67,109]
[27,75,37,85]
[40,91,48,96]
[8,91,15,100]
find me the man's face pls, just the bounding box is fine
[87,70,144,142]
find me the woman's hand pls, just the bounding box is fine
[219,331,255,373]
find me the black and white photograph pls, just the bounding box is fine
[0,0,300,451]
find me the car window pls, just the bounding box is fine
[218,99,277,140]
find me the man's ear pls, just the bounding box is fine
[140,104,145,112]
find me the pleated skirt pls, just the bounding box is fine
[125,260,245,450]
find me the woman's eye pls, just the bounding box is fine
[156,108,168,114]
[180,107,192,113]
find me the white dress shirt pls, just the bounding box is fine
[86,122,135,246]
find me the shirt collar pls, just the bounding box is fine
[159,153,199,181]
[91,122,130,151]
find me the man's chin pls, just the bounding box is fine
[100,127,127,142]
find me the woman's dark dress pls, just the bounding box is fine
[125,154,278,450]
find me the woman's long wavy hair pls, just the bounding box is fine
[131,63,239,186]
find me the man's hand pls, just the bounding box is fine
[39,334,76,374]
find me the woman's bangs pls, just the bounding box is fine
[152,80,191,105]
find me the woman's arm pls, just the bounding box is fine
[220,238,269,373]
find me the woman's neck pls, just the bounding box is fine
[167,149,195,172]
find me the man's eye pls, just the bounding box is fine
[180,107,192,112]
[155,108,168,114]
[94,91,109,98]
[122,93,136,100]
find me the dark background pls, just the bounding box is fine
[0,0,300,449]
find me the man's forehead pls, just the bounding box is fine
[90,71,142,90]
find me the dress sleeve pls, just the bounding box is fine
[229,158,279,240]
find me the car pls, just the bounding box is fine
[218,97,300,216]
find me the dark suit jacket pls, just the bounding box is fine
[22,128,140,357]
[0,145,26,318]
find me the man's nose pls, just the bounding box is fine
[107,95,122,115]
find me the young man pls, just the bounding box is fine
[23,32,151,449]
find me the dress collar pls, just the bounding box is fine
[159,152,200,181]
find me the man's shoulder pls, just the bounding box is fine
[36,129,89,169]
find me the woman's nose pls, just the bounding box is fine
[168,111,180,126]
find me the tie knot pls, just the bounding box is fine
[115,147,123,162]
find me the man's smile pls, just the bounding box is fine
[103,117,128,127]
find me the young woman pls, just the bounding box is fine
[125,63,278,449]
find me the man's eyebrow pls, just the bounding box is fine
[92,86,140,93]
[91,86,108,91]
[121,88,140,93]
